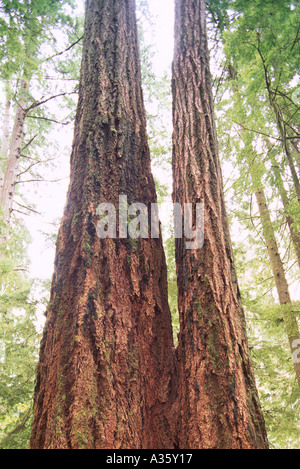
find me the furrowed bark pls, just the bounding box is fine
[30,0,176,450]
[172,0,268,449]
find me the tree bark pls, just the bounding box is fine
[30,0,176,450]
[172,0,268,449]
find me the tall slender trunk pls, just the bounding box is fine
[268,93,300,203]
[254,186,300,388]
[0,98,11,194]
[265,139,300,269]
[172,0,268,449]
[0,81,28,228]
[287,130,300,176]
[30,0,176,449]
[228,64,300,390]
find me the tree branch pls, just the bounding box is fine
[43,35,84,62]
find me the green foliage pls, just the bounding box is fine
[0,0,82,450]
[0,220,41,449]
[0,0,77,82]
[208,0,300,448]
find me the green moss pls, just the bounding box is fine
[196,300,202,318]
[83,289,98,331]
[101,339,113,364]
[126,342,139,376]
[208,329,220,372]
[83,232,92,267]
[128,237,140,253]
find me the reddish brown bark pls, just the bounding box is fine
[30,0,176,449]
[172,0,268,449]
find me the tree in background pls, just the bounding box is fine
[0,0,81,235]
[0,0,82,448]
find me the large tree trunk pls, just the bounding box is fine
[30,0,176,450]
[172,0,268,449]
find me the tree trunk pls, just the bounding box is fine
[0,81,28,228]
[172,0,268,449]
[268,93,300,203]
[255,187,300,388]
[0,98,11,193]
[266,139,300,269]
[228,65,300,390]
[30,0,176,450]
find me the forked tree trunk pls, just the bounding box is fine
[30,0,176,449]
[172,0,268,449]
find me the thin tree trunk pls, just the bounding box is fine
[265,139,300,269]
[228,63,300,390]
[255,186,300,388]
[172,0,268,449]
[0,98,11,194]
[268,92,300,203]
[256,43,300,202]
[0,81,28,228]
[30,0,176,450]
